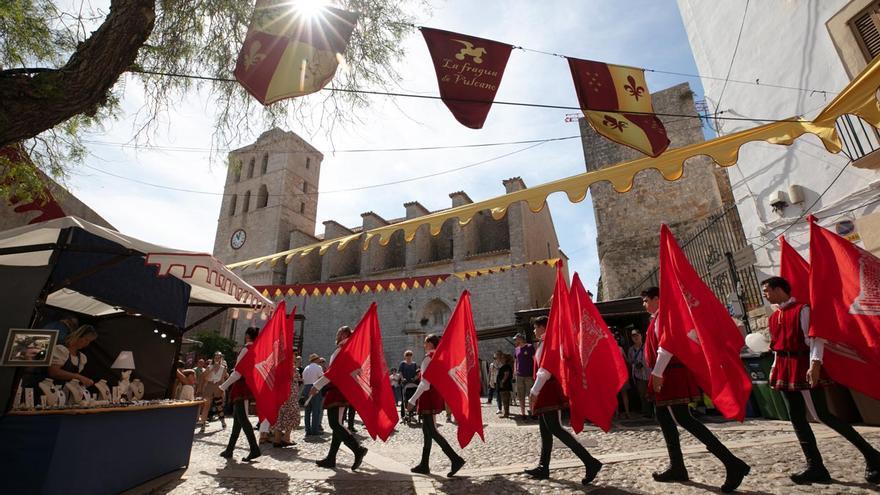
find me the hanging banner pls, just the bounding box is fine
[569,58,670,157]
[421,27,513,129]
[234,0,359,105]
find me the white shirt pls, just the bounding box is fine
[313,347,341,391]
[205,363,226,383]
[302,362,323,386]
[771,298,825,368]
[50,345,87,372]
[408,355,433,405]
[219,346,248,391]
[650,314,675,378]
[529,343,552,397]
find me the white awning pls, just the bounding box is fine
[0,216,273,312]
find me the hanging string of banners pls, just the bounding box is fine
[255,258,560,298]
[228,9,880,273]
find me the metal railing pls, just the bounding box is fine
[623,206,762,314]
[836,114,880,160]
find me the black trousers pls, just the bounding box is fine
[345,406,356,429]
[326,406,361,461]
[538,410,597,468]
[225,401,258,454]
[656,404,736,468]
[419,414,458,466]
[781,388,879,468]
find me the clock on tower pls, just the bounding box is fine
[230,229,246,249]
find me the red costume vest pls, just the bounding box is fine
[229,343,253,403]
[532,343,567,414]
[645,317,701,406]
[768,302,829,391]
[416,350,445,415]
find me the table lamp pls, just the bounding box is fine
[111,351,135,370]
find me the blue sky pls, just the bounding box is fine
[67,0,707,293]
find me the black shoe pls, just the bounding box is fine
[410,464,430,475]
[351,447,368,471]
[242,450,261,462]
[583,458,602,485]
[790,466,831,485]
[523,466,549,480]
[721,459,750,493]
[867,455,880,484]
[219,450,233,459]
[316,457,336,469]
[448,456,466,477]
[652,465,689,483]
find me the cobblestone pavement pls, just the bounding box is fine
[154,403,880,494]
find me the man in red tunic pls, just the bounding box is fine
[642,287,749,492]
[309,326,368,471]
[406,333,466,476]
[525,316,602,485]
[762,277,880,485]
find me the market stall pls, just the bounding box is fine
[0,216,272,495]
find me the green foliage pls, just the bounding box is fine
[192,330,237,366]
[0,0,424,200]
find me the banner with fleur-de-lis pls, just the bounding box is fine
[234,0,359,105]
[422,27,513,129]
[568,58,670,157]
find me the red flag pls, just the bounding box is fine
[657,225,751,421]
[421,27,513,129]
[780,236,810,303]
[422,291,484,448]
[807,220,880,399]
[238,302,295,424]
[538,262,580,423]
[570,273,628,432]
[323,303,398,440]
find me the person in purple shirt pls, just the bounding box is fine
[513,333,536,418]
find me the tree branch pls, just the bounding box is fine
[0,0,156,147]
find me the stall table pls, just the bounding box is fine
[0,400,201,495]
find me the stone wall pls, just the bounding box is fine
[580,82,734,300]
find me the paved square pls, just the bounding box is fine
[155,404,880,494]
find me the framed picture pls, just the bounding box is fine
[1,329,58,367]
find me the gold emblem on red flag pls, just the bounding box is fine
[577,309,606,389]
[452,40,487,63]
[244,41,267,70]
[850,254,880,315]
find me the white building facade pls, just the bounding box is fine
[677,0,880,279]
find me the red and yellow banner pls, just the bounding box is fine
[234,0,358,105]
[422,27,513,129]
[568,58,670,157]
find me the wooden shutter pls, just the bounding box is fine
[852,4,880,61]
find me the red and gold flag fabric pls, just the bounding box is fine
[808,220,880,399]
[421,27,513,129]
[569,273,628,432]
[234,0,358,105]
[323,303,398,440]
[422,291,484,448]
[568,58,670,157]
[657,225,751,421]
[237,301,295,424]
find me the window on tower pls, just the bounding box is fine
[300,202,306,214]
[303,182,309,194]
[247,158,255,178]
[306,157,311,169]
[229,194,237,216]
[261,153,268,175]
[257,184,268,209]
[243,190,251,213]
[234,162,241,182]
